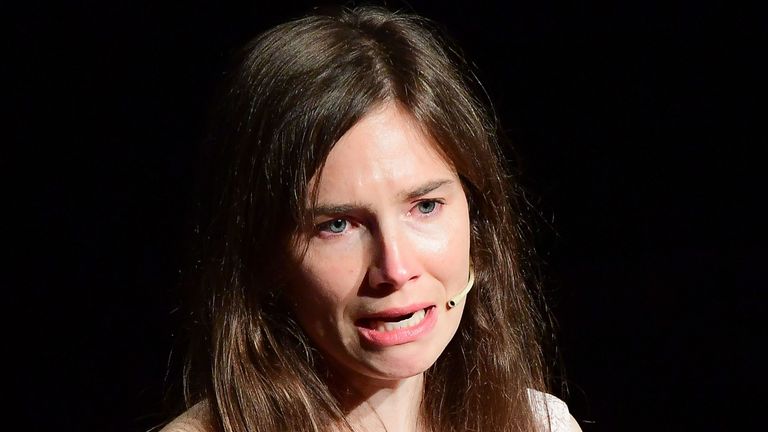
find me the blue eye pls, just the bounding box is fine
[416,200,437,214]
[323,218,347,234]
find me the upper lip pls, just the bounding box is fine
[356,302,434,321]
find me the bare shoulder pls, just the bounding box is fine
[158,401,212,432]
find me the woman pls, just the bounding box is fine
[162,6,581,432]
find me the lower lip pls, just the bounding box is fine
[357,306,437,348]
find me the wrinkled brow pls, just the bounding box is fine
[310,179,454,216]
[398,179,454,201]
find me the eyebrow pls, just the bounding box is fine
[311,179,454,216]
[398,179,454,201]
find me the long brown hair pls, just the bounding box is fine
[183,6,552,431]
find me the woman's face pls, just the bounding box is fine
[288,104,471,384]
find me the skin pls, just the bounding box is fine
[288,103,472,431]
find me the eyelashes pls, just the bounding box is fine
[315,199,445,238]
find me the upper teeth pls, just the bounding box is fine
[375,309,427,332]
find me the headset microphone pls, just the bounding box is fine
[447,266,475,309]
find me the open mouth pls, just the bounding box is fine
[357,306,433,333]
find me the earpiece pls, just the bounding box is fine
[447,265,475,309]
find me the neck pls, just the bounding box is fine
[330,371,426,432]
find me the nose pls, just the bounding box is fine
[367,224,420,291]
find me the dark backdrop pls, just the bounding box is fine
[10,1,764,431]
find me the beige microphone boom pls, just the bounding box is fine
[447,267,475,309]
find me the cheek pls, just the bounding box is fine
[289,261,366,355]
[419,204,471,264]
[436,205,472,289]
[287,276,339,345]
[291,255,363,325]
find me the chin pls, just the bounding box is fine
[367,348,441,379]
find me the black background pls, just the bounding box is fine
[10,1,765,431]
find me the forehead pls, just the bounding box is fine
[310,104,457,204]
